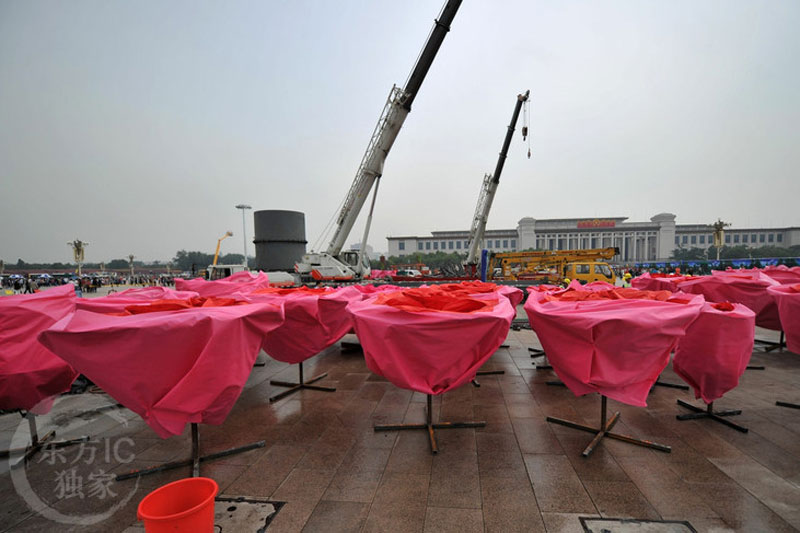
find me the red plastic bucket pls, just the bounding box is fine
[137,477,218,532]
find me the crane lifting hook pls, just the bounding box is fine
[521,126,528,140]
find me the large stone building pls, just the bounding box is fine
[386,213,800,263]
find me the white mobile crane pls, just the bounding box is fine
[296,0,462,282]
[464,90,530,277]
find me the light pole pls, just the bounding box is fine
[68,240,88,276]
[235,204,252,270]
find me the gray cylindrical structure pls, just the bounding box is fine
[254,210,307,271]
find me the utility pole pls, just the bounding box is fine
[711,219,730,261]
[68,240,88,276]
[235,204,252,270]
[128,254,135,280]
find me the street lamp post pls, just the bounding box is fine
[235,204,252,270]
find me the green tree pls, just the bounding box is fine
[172,250,214,271]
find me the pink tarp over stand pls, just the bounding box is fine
[435,281,524,308]
[39,299,285,438]
[77,287,200,313]
[762,265,800,286]
[350,284,403,300]
[248,286,362,364]
[525,288,704,406]
[0,285,78,413]
[175,271,271,298]
[678,271,781,330]
[347,286,515,395]
[673,302,755,404]
[632,273,701,292]
[767,284,800,353]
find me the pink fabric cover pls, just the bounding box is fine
[350,284,403,299]
[435,281,524,308]
[347,286,515,395]
[77,287,200,313]
[673,302,755,404]
[525,287,704,406]
[248,286,362,364]
[632,273,701,292]
[367,270,396,279]
[762,265,800,286]
[767,284,800,353]
[0,285,79,412]
[678,271,781,330]
[175,271,271,297]
[39,299,285,438]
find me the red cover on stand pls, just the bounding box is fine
[77,287,200,313]
[248,286,362,364]
[673,302,755,404]
[677,271,781,330]
[524,286,704,406]
[762,265,800,286]
[632,272,701,292]
[39,299,285,438]
[767,284,800,353]
[347,285,515,395]
[175,271,271,297]
[0,285,78,413]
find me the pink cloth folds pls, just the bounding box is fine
[39,299,285,438]
[678,271,781,330]
[673,302,755,404]
[175,271,271,297]
[762,265,800,286]
[632,273,701,292]
[248,286,362,364]
[525,287,704,407]
[77,287,200,313]
[767,284,800,353]
[0,285,78,412]
[347,285,515,395]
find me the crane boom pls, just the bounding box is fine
[465,90,530,268]
[324,0,462,258]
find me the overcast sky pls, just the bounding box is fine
[2,0,798,264]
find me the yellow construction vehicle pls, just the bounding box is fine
[212,231,233,267]
[489,247,619,284]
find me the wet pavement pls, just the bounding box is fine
[1,318,799,532]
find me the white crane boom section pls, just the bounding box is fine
[326,86,410,256]
[465,173,499,266]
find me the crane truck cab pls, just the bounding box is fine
[206,264,247,280]
[563,262,615,285]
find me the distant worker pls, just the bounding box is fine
[622,273,632,287]
[562,278,571,288]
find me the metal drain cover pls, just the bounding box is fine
[581,517,697,533]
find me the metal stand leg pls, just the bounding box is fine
[546,396,671,457]
[471,369,506,387]
[776,401,800,409]
[0,413,89,465]
[676,400,748,433]
[374,394,486,454]
[115,423,266,481]
[340,341,363,352]
[651,376,690,391]
[269,361,336,403]
[528,348,552,369]
[754,331,785,354]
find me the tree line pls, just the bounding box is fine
[3,251,252,273]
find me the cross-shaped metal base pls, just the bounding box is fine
[754,331,785,353]
[374,394,486,454]
[776,401,800,410]
[0,413,89,467]
[546,396,671,457]
[675,399,748,432]
[115,423,265,481]
[269,361,336,403]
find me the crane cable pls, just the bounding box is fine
[522,97,531,159]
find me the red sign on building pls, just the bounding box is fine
[577,219,616,229]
